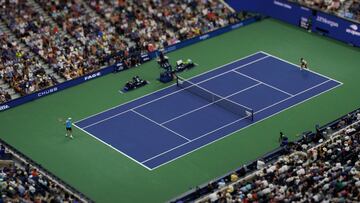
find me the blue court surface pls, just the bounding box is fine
[74,51,342,170]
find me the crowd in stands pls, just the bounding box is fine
[183,110,360,203]
[349,0,360,20]
[0,30,55,97]
[87,0,241,52]
[294,0,360,21]
[296,0,342,11]
[0,144,80,202]
[0,87,11,104]
[0,0,98,81]
[0,0,245,102]
[35,0,129,71]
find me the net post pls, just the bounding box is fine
[251,109,254,121]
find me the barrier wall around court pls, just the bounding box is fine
[0,17,258,113]
[170,107,360,203]
[226,0,360,47]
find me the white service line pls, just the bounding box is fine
[142,79,334,164]
[74,51,343,170]
[255,79,331,114]
[161,83,261,125]
[78,55,270,129]
[131,110,191,142]
[73,123,152,171]
[149,83,342,170]
[259,51,344,85]
[233,70,294,96]
[75,52,266,124]
[82,110,131,129]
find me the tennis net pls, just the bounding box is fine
[176,76,254,121]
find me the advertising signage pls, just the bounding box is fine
[313,11,360,46]
[226,0,360,47]
[0,17,258,112]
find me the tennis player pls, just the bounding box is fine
[65,118,73,139]
[300,58,308,70]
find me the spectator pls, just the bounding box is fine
[295,0,360,22]
[0,144,80,202]
[0,0,250,103]
[198,121,360,203]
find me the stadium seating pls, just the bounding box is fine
[0,143,82,202]
[0,31,56,98]
[294,0,360,22]
[0,0,243,103]
[0,1,359,202]
[87,0,241,51]
[200,129,359,202]
[173,110,360,202]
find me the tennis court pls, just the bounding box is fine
[74,51,342,170]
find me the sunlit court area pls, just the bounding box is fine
[0,0,359,202]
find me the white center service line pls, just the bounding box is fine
[161,83,261,125]
[141,79,332,164]
[79,55,270,129]
[131,110,191,142]
[233,70,294,97]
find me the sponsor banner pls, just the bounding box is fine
[84,72,101,81]
[312,11,360,46]
[37,87,59,97]
[226,0,312,28]
[114,62,124,72]
[0,18,258,112]
[0,104,10,111]
[0,66,113,112]
[273,0,292,10]
[226,0,262,13]
[226,0,360,47]
[141,53,150,62]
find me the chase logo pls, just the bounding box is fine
[350,24,358,31]
[37,87,58,97]
[0,105,10,111]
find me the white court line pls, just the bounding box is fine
[180,76,253,111]
[161,83,261,125]
[233,70,294,96]
[82,110,131,129]
[75,51,343,170]
[254,79,331,114]
[147,82,343,170]
[142,116,249,164]
[184,55,269,87]
[131,110,191,142]
[73,123,152,171]
[75,51,266,124]
[259,51,344,85]
[142,79,333,164]
[77,55,270,129]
